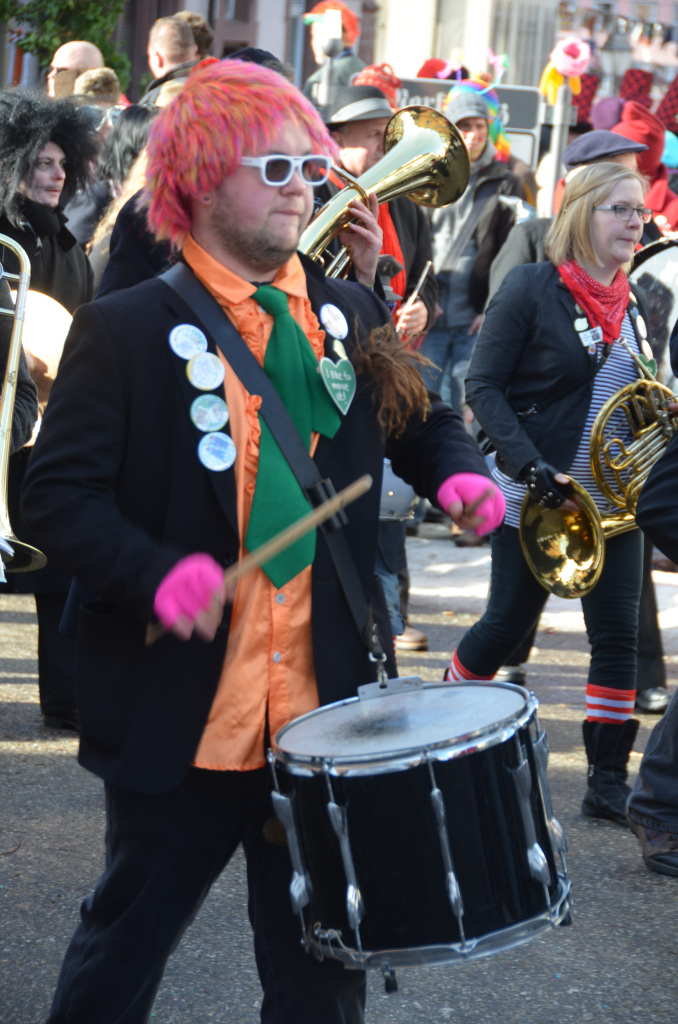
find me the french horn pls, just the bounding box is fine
[519,354,677,599]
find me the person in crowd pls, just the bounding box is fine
[63,69,126,247]
[97,49,293,298]
[628,421,678,874]
[325,84,437,337]
[20,59,502,1024]
[447,162,651,827]
[488,128,671,715]
[47,40,104,98]
[325,82,439,652]
[140,15,200,108]
[421,81,524,416]
[87,105,158,290]
[490,130,652,298]
[174,9,215,59]
[352,62,401,108]
[73,66,122,109]
[302,0,365,106]
[0,90,97,732]
[612,101,678,234]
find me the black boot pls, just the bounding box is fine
[581,718,639,826]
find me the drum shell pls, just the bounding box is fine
[379,458,417,521]
[275,697,562,956]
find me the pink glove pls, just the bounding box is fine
[437,473,505,537]
[154,553,224,630]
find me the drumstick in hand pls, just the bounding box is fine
[145,474,373,645]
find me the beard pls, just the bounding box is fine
[224,226,299,277]
[208,195,308,279]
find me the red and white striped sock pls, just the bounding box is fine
[444,650,495,683]
[586,684,636,723]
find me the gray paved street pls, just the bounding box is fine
[2,521,678,1023]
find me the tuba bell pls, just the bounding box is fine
[0,235,46,572]
[299,105,471,277]
[519,360,677,599]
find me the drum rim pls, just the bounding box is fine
[272,681,538,776]
[631,236,678,275]
[304,874,571,969]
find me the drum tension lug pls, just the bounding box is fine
[382,965,398,993]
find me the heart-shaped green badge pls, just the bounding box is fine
[638,354,657,378]
[319,356,356,415]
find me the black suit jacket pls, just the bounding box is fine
[465,261,650,480]
[22,255,487,793]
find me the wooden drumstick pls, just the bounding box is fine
[222,473,372,588]
[396,260,432,338]
[145,473,373,645]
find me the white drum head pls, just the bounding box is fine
[275,682,530,769]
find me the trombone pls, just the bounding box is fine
[0,235,46,572]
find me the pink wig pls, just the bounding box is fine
[143,60,334,248]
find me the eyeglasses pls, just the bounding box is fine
[240,154,332,187]
[594,203,652,224]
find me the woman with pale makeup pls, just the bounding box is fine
[0,89,98,733]
[446,162,653,828]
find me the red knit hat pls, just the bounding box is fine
[612,100,665,175]
[352,63,401,109]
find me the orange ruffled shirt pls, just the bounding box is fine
[184,235,324,770]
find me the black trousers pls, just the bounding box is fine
[457,524,643,691]
[47,767,366,1024]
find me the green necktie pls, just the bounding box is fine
[245,285,341,588]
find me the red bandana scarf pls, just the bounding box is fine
[558,260,630,345]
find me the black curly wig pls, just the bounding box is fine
[0,89,100,226]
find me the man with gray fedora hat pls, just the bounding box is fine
[324,82,439,653]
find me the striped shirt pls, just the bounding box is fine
[494,312,640,527]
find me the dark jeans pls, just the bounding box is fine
[457,524,643,691]
[628,688,678,831]
[47,767,366,1024]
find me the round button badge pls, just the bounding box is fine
[197,432,236,471]
[186,352,225,391]
[169,324,208,360]
[190,394,229,432]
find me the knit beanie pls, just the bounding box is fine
[590,96,625,131]
[612,100,665,176]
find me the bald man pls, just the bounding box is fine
[47,40,104,98]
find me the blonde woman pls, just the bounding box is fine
[447,162,652,827]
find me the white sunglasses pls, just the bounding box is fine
[240,153,332,187]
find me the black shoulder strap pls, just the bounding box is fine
[160,261,382,657]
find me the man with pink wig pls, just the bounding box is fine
[22,60,502,1023]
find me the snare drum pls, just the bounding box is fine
[379,458,417,520]
[270,678,570,975]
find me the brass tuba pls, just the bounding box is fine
[299,105,471,277]
[0,235,46,571]
[519,355,677,599]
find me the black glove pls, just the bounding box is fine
[519,458,570,509]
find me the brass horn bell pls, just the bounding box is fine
[519,376,677,599]
[299,105,471,277]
